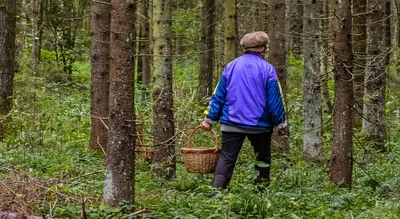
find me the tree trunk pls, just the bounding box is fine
[152,0,176,180]
[352,0,367,126]
[320,0,333,114]
[267,0,289,154]
[237,0,260,36]
[61,0,75,78]
[138,0,151,101]
[89,0,111,150]
[103,0,136,207]
[260,1,268,32]
[0,0,16,140]
[224,0,237,65]
[137,28,143,84]
[288,0,303,57]
[32,0,43,75]
[398,0,400,47]
[215,0,225,77]
[391,0,399,65]
[198,0,216,101]
[385,0,391,67]
[331,0,353,188]
[302,0,322,162]
[362,0,387,151]
[20,0,28,51]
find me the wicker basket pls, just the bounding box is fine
[181,126,220,174]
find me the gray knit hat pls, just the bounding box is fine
[240,31,270,52]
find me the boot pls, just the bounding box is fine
[254,165,270,193]
[254,176,270,193]
[212,174,229,189]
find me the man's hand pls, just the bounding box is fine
[276,120,287,130]
[276,120,288,136]
[201,121,212,131]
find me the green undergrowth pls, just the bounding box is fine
[0,57,399,218]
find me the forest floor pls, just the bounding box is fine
[0,61,399,218]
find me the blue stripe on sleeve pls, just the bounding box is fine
[267,81,285,125]
[206,75,227,121]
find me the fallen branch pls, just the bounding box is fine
[122,208,147,218]
[0,180,17,196]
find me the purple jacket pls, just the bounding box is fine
[205,53,285,130]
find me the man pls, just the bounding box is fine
[201,31,287,190]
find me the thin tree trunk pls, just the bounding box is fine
[152,0,176,180]
[362,0,387,151]
[0,0,16,140]
[224,0,237,65]
[139,0,151,100]
[137,28,143,84]
[320,0,332,114]
[214,0,224,79]
[237,0,259,36]
[89,0,111,150]
[198,0,216,100]
[385,0,391,67]
[268,0,289,154]
[302,0,322,162]
[32,0,43,75]
[352,0,367,126]
[398,0,400,47]
[61,0,75,78]
[260,1,268,34]
[288,0,303,57]
[391,0,399,64]
[103,0,136,207]
[331,0,353,188]
[20,0,28,51]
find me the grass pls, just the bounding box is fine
[0,57,399,218]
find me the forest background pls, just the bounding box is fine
[0,0,400,218]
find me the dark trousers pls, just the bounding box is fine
[212,131,272,188]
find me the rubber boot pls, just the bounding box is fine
[254,176,269,193]
[254,166,270,193]
[212,174,229,189]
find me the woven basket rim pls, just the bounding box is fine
[181,147,220,154]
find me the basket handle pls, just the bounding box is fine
[187,126,219,152]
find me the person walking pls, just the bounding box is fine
[201,31,287,190]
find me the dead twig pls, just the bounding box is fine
[122,209,147,218]
[0,180,17,196]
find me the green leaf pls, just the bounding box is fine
[254,161,270,168]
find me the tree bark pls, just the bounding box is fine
[224,0,237,65]
[152,0,176,180]
[103,0,136,207]
[138,0,151,101]
[320,0,333,114]
[89,0,111,150]
[198,0,216,100]
[268,0,289,154]
[302,0,322,162]
[352,0,367,124]
[237,0,261,36]
[61,0,75,78]
[288,0,303,57]
[391,0,399,64]
[385,0,391,68]
[20,0,28,51]
[32,0,43,75]
[0,0,16,140]
[331,0,353,188]
[398,0,400,47]
[362,0,387,151]
[215,0,225,77]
